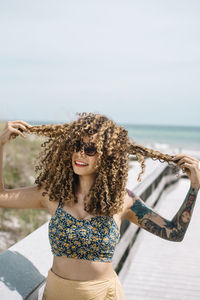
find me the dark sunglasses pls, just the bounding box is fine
[74,140,97,156]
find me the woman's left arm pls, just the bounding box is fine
[123,154,200,242]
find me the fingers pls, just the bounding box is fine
[172,153,198,163]
[12,124,27,133]
[9,127,26,139]
[10,120,32,129]
[176,157,194,167]
[1,120,32,145]
[172,154,200,189]
[172,155,199,175]
[7,120,32,139]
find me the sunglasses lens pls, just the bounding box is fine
[85,145,97,156]
[74,140,97,156]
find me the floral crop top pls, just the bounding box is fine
[48,200,120,262]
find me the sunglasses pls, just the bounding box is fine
[74,140,97,156]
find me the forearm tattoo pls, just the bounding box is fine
[126,186,199,242]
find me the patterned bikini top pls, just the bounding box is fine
[48,200,120,262]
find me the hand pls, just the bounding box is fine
[0,120,32,146]
[172,154,200,189]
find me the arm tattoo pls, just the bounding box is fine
[126,186,199,242]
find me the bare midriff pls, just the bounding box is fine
[52,256,116,281]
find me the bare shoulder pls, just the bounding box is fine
[45,197,60,216]
[35,185,50,209]
[120,188,139,223]
[122,188,138,210]
[36,185,60,216]
[25,185,60,216]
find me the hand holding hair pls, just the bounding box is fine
[0,120,32,145]
[172,154,200,189]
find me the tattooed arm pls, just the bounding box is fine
[122,154,200,242]
[124,186,199,241]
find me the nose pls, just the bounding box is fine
[79,147,86,156]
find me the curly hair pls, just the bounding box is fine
[24,112,175,217]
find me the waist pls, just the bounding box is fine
[52,255,115,281]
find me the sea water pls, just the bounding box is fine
[29,120,200,153]
[121,123,200,153]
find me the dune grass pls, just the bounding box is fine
[0,121,50,252]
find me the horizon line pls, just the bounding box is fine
[1,118,200,128]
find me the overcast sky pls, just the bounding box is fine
[0,0,200,126]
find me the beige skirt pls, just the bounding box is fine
[42,268,125,300]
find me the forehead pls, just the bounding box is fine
[82,134,98,143]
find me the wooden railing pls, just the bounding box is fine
[0,163,180,300]
[113,163,179,278]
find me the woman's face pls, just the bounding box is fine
[72,135,98,176]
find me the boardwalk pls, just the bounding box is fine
[120,178,200,300]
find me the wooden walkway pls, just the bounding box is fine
[120,178,200,300]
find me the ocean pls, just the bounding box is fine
[121,123,200,153]
[29,120,200,154]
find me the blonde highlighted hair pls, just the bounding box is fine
[25,112,174,216]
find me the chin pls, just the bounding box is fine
[73,167,88,175]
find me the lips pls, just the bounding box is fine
[74,160,89,167]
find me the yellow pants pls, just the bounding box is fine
[42,268,125,300]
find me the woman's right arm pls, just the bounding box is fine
[0,120,49,210]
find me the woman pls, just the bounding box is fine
[0,112,199,300]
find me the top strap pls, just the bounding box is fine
[58,199,64,208]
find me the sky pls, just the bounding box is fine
[0,0,200,126]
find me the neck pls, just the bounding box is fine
[76,174,96,197]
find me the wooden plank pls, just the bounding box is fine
[120,178,200,300]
